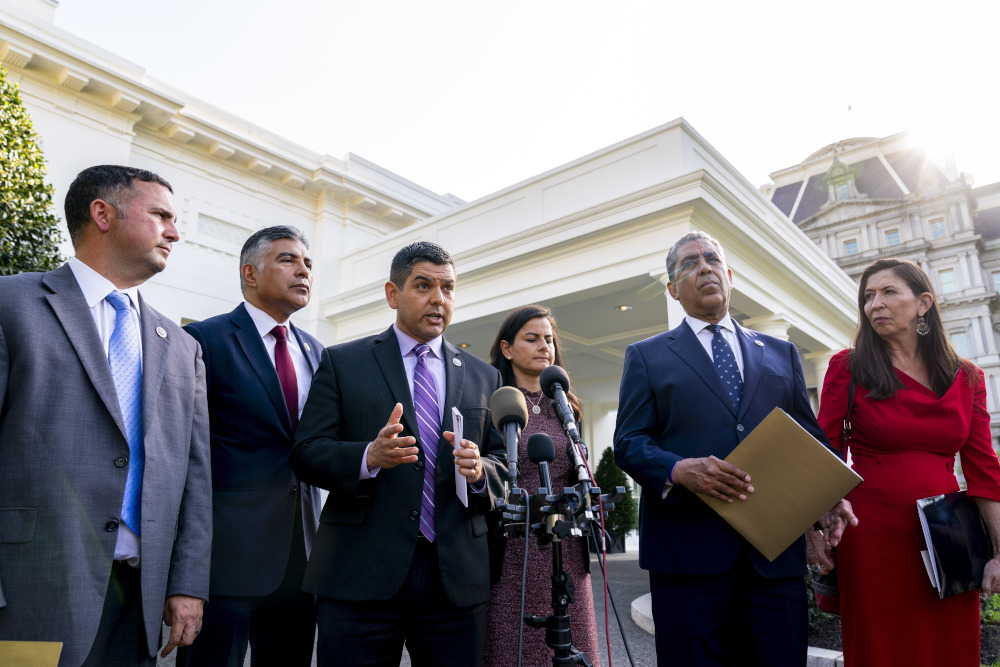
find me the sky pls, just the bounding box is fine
[53,0,1000,203]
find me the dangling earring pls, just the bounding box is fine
[916,314,930,336]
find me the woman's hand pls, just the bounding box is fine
[982,557,1000,597]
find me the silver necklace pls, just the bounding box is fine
[525,391,542,414]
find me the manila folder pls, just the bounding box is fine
[0,641,62,667]
[697,407,862,561]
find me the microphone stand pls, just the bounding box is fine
[497,478,627,667]
[523,522,591,666]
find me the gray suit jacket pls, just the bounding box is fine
[0,264,212,666]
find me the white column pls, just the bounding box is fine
[805,350,836,409]
[742,313,792,341]
[652,268,686,329]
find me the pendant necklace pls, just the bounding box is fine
[526,391,542,415]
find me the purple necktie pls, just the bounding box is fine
[413,344,440,542]
[271,325,298,430]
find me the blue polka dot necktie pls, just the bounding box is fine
[709,324,743,412]
[106,291,144,535]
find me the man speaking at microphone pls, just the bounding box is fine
[291,241,506,667]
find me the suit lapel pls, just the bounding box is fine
[371,328,421,445]
[231,304,294,433]
[138,294,170,439]
[735,322,763,417]
[42,265,127,438]
[441,339,464,449]
[666,320,738,416]
[289,323,320,374]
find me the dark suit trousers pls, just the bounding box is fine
[179,503,316,667]
[82,563,155,667]
[315,537,487,667]
[648,551,806,667]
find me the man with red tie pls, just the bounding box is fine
[179,225,324,667]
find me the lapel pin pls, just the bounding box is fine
[303,342,311,352]
[754,339,764,347]
[156,326,167,338]
[453,357,462,367]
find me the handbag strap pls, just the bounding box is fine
[840,379,855,460]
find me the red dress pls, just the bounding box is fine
[818,349,1000,667]
[483,389,601,667]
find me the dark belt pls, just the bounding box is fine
[111,560,139,578]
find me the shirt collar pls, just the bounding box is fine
[243,300,287,339]
[67,257,141,314]
[393,323,444,359]
[686,313,736,336]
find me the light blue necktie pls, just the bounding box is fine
[413,344,440,542]
[709,324,743,412]
[106,291,144,536]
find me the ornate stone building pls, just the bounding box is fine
[764,133,1000,443]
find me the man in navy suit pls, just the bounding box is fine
[614,231,855,667]
[179,226,324,667]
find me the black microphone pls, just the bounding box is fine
[490,387,529,490]
[539,365,590,485]
[526,433,555,497]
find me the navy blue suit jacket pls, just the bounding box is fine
[614,319,827,579]
[184,303,324,597]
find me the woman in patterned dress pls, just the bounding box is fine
[483,305,601,667]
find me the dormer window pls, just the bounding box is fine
[824,158,858,204]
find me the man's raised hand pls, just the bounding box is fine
[366,403,419,471]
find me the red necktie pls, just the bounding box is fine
[271,325,298,429]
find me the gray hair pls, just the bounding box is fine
[239,225,309,293]
[665,231,727,283]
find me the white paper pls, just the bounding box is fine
[919,550,937,588]
[917,495,942,591]
[452,407,468,507]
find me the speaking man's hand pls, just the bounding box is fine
[366,403,419,472]
[672,455,754,502]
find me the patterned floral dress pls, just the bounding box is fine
[483,388,601,667]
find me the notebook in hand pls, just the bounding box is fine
[917,490,991,599]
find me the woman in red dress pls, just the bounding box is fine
[483,305,601,667]
[815,258,1000,666]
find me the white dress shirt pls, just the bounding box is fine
[242,300,313,417]
[67,257,143,564]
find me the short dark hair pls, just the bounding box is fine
[488,304,583,422]
[239,225,310,294]
[850,257,972,398]
[666,231,726,283]
[64,165,173,246]
[389,241,453,286]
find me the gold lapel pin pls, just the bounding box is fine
[303,342,311,352]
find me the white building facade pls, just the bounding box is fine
[2,0,858,461]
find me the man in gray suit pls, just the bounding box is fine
[0,165,212,667]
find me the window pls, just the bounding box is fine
[950,332,969,357]
[930,218,946,239]
[993,272,1000,294]
[939,268,957,293]
[843,239,859,256]
[885,229,901,246]
[836,182,850,200]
